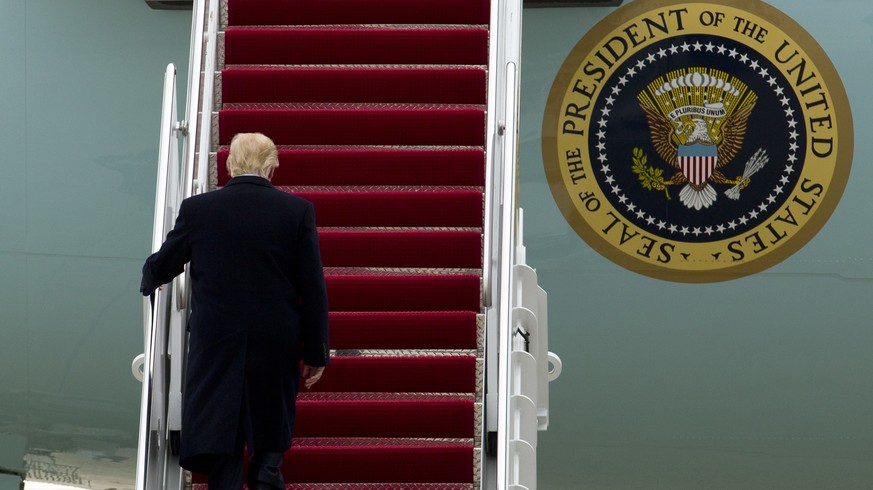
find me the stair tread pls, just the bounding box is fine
[222,65,487,71]
[220,67,486,105]
[328,311,478,350]
[291,438,473,448]
[220,102,486,111]
[330,349,477,356]
[218,108,485,147]
[192,439,474,484]
[223,28,488,66]
[274,186,484,193]
[214,147,486,187]
[329,311,478,349]
[195,485,474,490]
[225,25,488,32]
[287,442,474,483]
[317,227,483,232]
[295,398,475,438]
[214,144,484,151]
[307,356,477,393]
[296,398,475,408]
[323,268,481,276]
[297,392,475,402]
[263,189,483,229]
[319,229,481,235]
[326,290,480,311]
[227,0,489,26]
[319,229,481,269]
[222,63,488,70]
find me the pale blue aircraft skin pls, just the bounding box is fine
[0,1,870,489]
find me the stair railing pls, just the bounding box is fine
[134,1,217,489]
[483,0,563,489]
[134,62,187,490]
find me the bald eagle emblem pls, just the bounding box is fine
[635,68,769,210]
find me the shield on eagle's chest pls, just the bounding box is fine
[678,143,718,186]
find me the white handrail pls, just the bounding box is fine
[482,131,498,307]
[495,62,521,490]
[488,0,523,486]
[135,62,178,490]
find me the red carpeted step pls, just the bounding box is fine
[219,106,485,147]
[283,441,474,483]
[193,485,474,490]
[325,274,480,312]
[309,356,477,393]
[227,0,489,26]
[193,440,473,484]
[282,190,483,228]
[224,28,489,66]
[222,68,487,105]
[329,311,478,350]
[318,230,481,269]
[294,397,474,438]
[216,147,485,187]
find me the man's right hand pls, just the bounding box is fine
[302,365,325,389]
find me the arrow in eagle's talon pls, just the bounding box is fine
[725,148,769,200]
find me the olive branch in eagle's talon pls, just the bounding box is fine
[631,147,671,200]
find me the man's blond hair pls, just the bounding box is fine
[226,133,279,178]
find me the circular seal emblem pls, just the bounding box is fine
[542,0,853,282]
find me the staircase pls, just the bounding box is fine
[137,0,558,488]
[198,0,490,486]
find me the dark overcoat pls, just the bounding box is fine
[140,176,329,472]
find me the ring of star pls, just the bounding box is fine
[596,38,801,239]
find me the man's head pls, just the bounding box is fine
[227,132,279,179]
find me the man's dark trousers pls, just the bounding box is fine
[206,402,286,490]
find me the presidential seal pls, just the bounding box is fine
[542,0,852,282]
